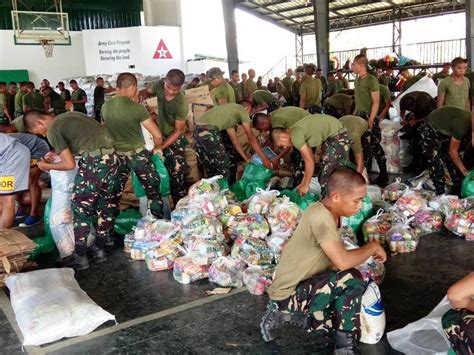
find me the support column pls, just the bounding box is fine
[222,0,239,75]
[467,0,474,68]
[392,7,402,56]
[313,0,329,74]
[295,31,304,67]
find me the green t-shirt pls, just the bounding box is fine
[229,81,244,103]
[253,90,274,105]
[378,85,391,115]
[339,115,368,154]
[318,76,328,91]
[378,75,389,86]
[102,96,151,152]
[0,93,6,117]
[47,112,113,155]
[438,76,470,110]
[23,92,44,112]
[300,77,322,107]
[244,79,258,97]
[337,77,349,89]
[151,79,189,137]
[12,115,27,133]
[326,79,343,96]
[271,107,309,129]
[354,74,379,114]
[292,80,301,99]
[71,88,87,112]
[282,77,293,98]
[199,103,250,131]
[14,91,25,115]
[325,94,353,115]
[290,114,344,150]
[428,106,472,140]
[268,202,340,301]
[210,83,236,105]
[49,91,66,113]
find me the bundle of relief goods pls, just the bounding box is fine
[266,197,302,234]
[231,237,273,266]
[173,254,210,284]
[208,256,247,288]
[385,220,419,255]
[181,215,223,239]
[383,179,408,202]
[188,175,222,196]
[226,213,270,240]
[247,189,280,215]
[444,209,474,241]
[266,232,292,255]
[362,210,397,245]
[184,234,229,262]
[145,236,186,272]
[243,266,274,295]
[411,210,444,235]
[394,190,427,217]
[218,203,243,227]
[428,195,463,217]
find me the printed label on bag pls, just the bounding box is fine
[0,176,14,192]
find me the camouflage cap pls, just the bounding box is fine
[206,67,225,80]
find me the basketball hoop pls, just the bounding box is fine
[40,39,55,58]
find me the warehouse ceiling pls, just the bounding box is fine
[235,0,465,35]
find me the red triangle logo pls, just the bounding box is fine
[153,39,173,59]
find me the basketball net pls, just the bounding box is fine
[40,39,55,58]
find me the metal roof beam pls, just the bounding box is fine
[235,2,297,33]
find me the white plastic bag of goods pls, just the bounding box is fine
[5,268,116,346]
[393,76,438,114]
[49,168,78,258]
[360,282,386,344]
[387,296,452,355]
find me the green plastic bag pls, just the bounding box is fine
[114,208,141,235]
[29,199,56,260]
[280,189,320,210]
[342,195,373,233]
[242,163,273,182]
[461,171,474,198]
[132,154,170,198]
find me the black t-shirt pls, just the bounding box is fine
[60,89,71,101]
[94,86,105,108]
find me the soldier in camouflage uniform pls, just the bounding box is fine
[24,110,118,270]
[441,272,474,355]
[261,168,387,354]
[271,114,352,195]
[194,103,273,184]
[141,69,189,202]
[102,73,164,219]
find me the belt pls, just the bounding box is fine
[80,148,115,157]
[115,147,145,156]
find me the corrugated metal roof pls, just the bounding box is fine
[235,0,465,34]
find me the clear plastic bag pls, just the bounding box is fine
[218,203,243,227]
[173,254,210,284]
[191,192,228,217]
[444,209,474,239]
[411,210,444,235]
[394,189,427,217]
[208,256,247,288]
[227,213,270,240]
[266,197,302,234]
[242,266,274,295]
[383,178,408,202]
[5,268,115,346]
[387,296,452,355]
[362,210,394,245]
[340,225,358,247]
[247,188,280,215]
[231,237,273,266]
[188,175,222,197]
[429,195,463,217]
[385,220,419,255]
[145,236,186,272]
[266,232,291,255]
[181,215,223,239]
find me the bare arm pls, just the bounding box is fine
[161,120,186,151]
[447,272,474,311]
[2,104,12,123]
[226,127,250,162]
[368,91,380,128]
[141,117,163,153]
[242,123,271,168]
[37,149,76,172]
[297,144,315,196]
[448,138,468,176]
[379,98,391,119]
[321,240,387,271]
[354,152,364,174]
[299,94,306,109]
[437,93,446,108]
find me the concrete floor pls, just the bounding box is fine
[1,225,473,354]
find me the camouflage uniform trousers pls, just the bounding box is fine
[318,131,353,189]
[111,149,163,219]
[163,135,188,202]
[272,269,364,337]
[442,308,474,354]
[194,125,238,184]
[418,121,462,195]
[72,152,118,256]
[357,113,387,175]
